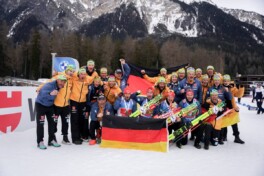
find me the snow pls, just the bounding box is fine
[252,33,264,45]
[0,98,264,176]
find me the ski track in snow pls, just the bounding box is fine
[0,98,264,176]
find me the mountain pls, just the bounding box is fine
[0,0,264,46]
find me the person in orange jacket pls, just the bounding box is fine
[205,65,223,87]
[154,77,170,100]
[141,68,171,84]
[82,60,98,79]
[53,65,75,145]
[201,74,210,105]
[221,74,245,144]
[104,75,122,105]
[195,68,203,82]
[70,68,93,145]
[177,68,186,82]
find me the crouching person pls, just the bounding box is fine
[89,94,114,145]
[35,75,67,149]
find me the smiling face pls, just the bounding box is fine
[57,79,66,89]
[223,80,230,86]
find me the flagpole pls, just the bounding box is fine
[51,53,57,77]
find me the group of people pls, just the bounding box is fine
[35,58,245,150]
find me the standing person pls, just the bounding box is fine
[141,68,171,84]
[251,83,256,103]
[86,76,104,112]
[114,88,137,117]
[221,74,245,144]
[177,68,186,82]
[89,94,114,145]
[195,68,203,82]
[178,67,202,104]
[100,67,108,82]
[35,75,67,149]
[70,68,93,145]
[179,89,201,148]
[201,75,210,104]
[154,77,170,100]
[167,72,181,103]
[104,75,122,105]
[82,60,98,79]
[53,65,75,145]
[115,58,131,91]
[255,83,264,114]
[205,65,223,87]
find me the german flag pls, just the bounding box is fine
[101,115,168,152]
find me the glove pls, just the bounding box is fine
[212,106,219,114]
[136,90,141,95]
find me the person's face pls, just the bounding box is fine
[207,69,214,76]
[196,72,202,78]
[211,94,218,102]
[178,73,185,79]
[94,80,100,87]
[66,70,74,76]
[87,65,94,72]
[171,76,178,83]
[100,72,107,78]
[115,73,122,80]
[98,98,106,106]
[186,93,194,101]
[57,80,66,89]
[79,72,86,80]
[167,95,174,103]
[124,93,131,100]
[214,79,220,86]
[146,90,154,99]
[158,82,165,90]
[223,80,230,86]
[202,79,208,86]
[187,72,195,80]
[160,70,167,77]
[108,81,115,88]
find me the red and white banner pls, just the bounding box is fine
[0,87,37,134]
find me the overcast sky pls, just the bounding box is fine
[212,0,264,15]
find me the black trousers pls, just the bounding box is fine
[54,105,70,136]
[256,100,263,114]
[168,122,183,145]
[70,100,89,142]
[90,121,101,140]
[221,123,240,139]
[36,103,55,144]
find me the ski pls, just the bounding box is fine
[154,102,199,125]
[169,101,226,141]
[129,94,163,118]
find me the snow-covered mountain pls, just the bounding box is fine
[222,8,264,31]
[1,0,264,45]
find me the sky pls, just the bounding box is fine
[211,0,264,15]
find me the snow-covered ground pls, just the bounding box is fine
[0,98,264,176]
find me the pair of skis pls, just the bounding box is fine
[168,101,227,142]
[129,94,163,118]
[154,102,200,125]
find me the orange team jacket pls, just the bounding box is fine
[202,84,209,105]
[206,72,223,88]
[36,72,73,107]
[154,86,170,100]
[70,73,93,103]
[230,85,245,109]
[143,74,171,84]
[104,83,122,105]
[205,98,223,130]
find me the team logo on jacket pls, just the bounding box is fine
[0,91,22,133]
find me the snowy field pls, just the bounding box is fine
[0,98,264,176]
